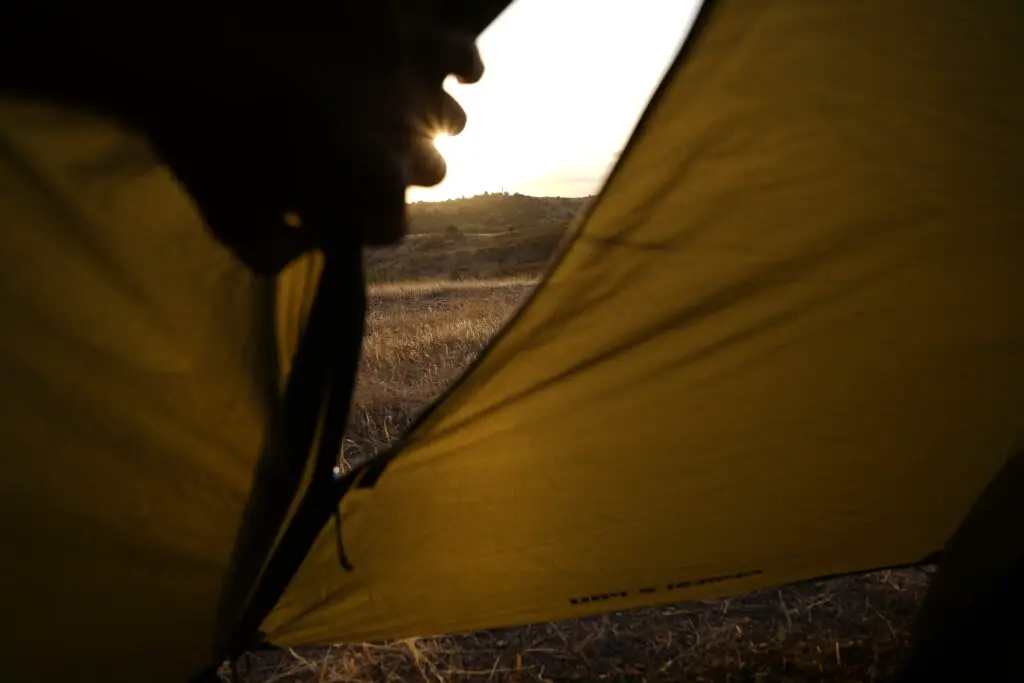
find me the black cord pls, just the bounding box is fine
[218,247,367,664]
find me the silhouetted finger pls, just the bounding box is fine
[405,134,448,188]
[305,131,411,247]
[419,87,468,137]
[424,29,484,84]
[453,43,484,84]
[340,163,409,246]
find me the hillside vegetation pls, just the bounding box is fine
[364,193,591,282]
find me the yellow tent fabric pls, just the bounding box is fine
[1,0,1023,681]
[0,102,322,682]
[265,0,1024,645]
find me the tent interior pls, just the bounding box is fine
[1,1,1022,681]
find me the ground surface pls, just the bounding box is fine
[241,195,933,682]
[245,570,929,682]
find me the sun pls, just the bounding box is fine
[406,132,473,201]
[411,130,512,201]
[432,132,457,158]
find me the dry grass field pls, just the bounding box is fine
[241,195,934,682]
[342,277,538,468]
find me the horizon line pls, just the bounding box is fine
[409,190,597,205]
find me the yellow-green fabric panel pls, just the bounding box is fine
[0,102,309,683]
[267,0,1024,644]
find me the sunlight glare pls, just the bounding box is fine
[432,132,456,158]
[407,0,701,203]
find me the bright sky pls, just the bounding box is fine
[408,0,703,202]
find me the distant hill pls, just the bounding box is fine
[407,192,592,235]
[365,193,594,283]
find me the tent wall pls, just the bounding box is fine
[0,101,320,683]
[1,0,1022,680]
[265,0,1024,645]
